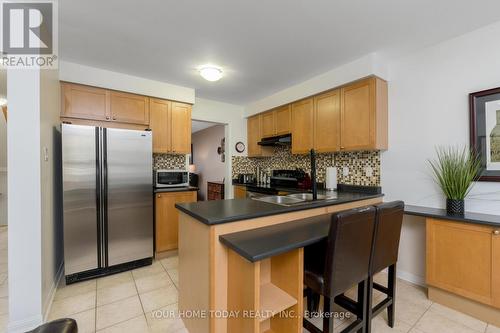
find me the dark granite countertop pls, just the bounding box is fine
[175,191,383,225]
[219,214,331,262]
[404,205,500,227]
[154,186,198,193]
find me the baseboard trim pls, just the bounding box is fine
[396,268,426,287]
[43,261,64,322]
[7,314,43,333]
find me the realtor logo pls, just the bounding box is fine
[1,1,58,68]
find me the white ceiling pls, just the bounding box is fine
[192,120,218,133]
[60,0,500,105]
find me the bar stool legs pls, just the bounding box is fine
[367,264,397,333]
[387,264,396,327]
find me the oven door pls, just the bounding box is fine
[156,171,188,187]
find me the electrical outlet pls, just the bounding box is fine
[342,166,349,176]
[365,166,373,177]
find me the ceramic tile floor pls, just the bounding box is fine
[0,223,500,332]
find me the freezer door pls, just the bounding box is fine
[62,124,99,275]
[106,128,153,266]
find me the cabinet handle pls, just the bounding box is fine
[112,116,117,120]
[106,116,110,120]
[340,146,345,149]
[494,230,500,235]
[157,194,161,198]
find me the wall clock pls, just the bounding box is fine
[235,141,245,153]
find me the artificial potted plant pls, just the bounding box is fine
[428,146,481,215]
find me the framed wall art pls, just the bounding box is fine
[470,86,500,181]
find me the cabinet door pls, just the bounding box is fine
[426,218,495,306]
[291,98,314,154]
[155,191,197,252]
[110,91,150,125]
[261,111,276,138]
[340,78,374,151]
[171,102,192,154]
[314,90,340,152]
[150,98,171,153]
[247,115,262,157]
[493,228,500,307]
[233,186,247,199]
[275,105,291,135]
[61,82,110,121]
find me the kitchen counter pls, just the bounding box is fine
[405,204,500,227]
[219,214,330,262]
[176,189,383,333]
[176,191,383,225]
[154,186,198,193]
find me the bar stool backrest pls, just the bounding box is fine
[324,206,376,297]
[370,201,405,275]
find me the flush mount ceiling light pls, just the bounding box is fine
[198,65,223,82]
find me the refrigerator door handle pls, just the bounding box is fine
[102,127,109,267]
[95,127,102,268]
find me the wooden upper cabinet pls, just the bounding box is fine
[150,98,171,153]
[275,105,291,135]
[291,98,314,154]
[340,77,387,151]
[170,102,192,154]
[109,91,150,125]
[247,114,262,157]
[426,218,500,308]
[314,89,340,152]
[61,82,110,121]
[261,111,276,138]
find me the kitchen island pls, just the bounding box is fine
[175,191,383,333]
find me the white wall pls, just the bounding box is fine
[192,125,226,200]
[192,98,246,198]
[0,70,7,226]
[0,112,6,225]
[244,53,388,116]
[7,69,43,331]
[59,61,195,104]
[381,20,500,284]
[39,68,63,319]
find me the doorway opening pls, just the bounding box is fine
[190,120,227,201]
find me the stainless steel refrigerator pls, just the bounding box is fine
[62,124,153,284]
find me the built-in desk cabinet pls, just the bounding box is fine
[155,191,197,254]
[426,218,500,308]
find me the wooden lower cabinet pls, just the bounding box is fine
[426,218,500,308]
[207,181,224,200]
[155,191,197,253]
[234,185,247,199]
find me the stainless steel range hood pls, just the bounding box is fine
[257,134,291,146]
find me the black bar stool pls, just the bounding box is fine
[303,206,376,333]
[28,318,78,333]
[366,201,404,332]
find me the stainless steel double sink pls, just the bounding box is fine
[252,192,338,206]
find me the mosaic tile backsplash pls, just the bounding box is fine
[232,146,380,186]
[153,153,187,170]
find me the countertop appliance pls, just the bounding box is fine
[155,169,189,188]
[238,173,255,184]
[62,124,153,284]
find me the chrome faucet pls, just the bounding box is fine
[310,149,317,200]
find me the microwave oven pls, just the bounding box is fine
[155,169,189,188]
